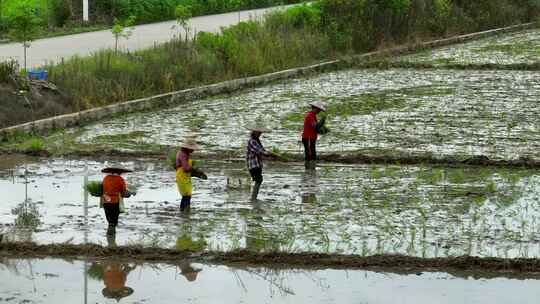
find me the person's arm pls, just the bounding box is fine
[249,139,271,156]
[120,177,134,197]
[120,178,127,193]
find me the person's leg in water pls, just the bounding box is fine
[180,195,192,212]
[303,139,317,169]
[249,167,263,201]
[104,203,120,235]
[177,174,192,212]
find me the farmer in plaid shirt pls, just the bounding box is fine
[246,123,276,201]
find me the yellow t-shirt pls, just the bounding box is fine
[176,159,192,196]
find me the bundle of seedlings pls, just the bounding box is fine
[167,149,206,179]
[316,114,330,135]
[84,181,103,197]
[271,146,291,161]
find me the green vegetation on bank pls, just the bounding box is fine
[0,0,300,39]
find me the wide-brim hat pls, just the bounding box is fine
[246,123,271,133]
[180,139,200,150]
[102,167,133,174]
[309,101,326,111]
[102,287,134,299]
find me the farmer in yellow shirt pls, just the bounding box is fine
[176,138,207,212]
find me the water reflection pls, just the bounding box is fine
[4,256,540,303]
[300,169,319,208]
[179,261,202,282]
[7,166,41,243]
[87,261,136,302]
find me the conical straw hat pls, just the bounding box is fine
[102,167,133,174]
[309,101,326,111]
[246,122,271,133]
[180,138,200,150]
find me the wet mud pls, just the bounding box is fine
[3,242,540,274]
[9,149,540,169]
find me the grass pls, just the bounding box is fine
[45,15,332,110]
[5,136,47,154]
[475,40,540,57]
[271,146,292,161]
[176,234,207,251]
[90,131,149,144]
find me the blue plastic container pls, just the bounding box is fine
[28,69,48,81]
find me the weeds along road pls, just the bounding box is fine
[0,5,293,69]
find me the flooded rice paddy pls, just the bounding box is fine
[3,257,540,304]
[2,156,540,258]
[74,68,540,162]
[396,28,540,66]
[4,30,540,304]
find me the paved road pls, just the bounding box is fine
[0,6,290,68]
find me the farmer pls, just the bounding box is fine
[246,123,276,201]
[101,167,133,235]
[176,138,207,212]
[302,101,326,169]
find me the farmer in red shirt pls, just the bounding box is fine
[302,101,326,169]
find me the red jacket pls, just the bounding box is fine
[302,111,318,140]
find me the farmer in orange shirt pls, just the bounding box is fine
[101,167,133,235]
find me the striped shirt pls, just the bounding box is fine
[246,136,269,170]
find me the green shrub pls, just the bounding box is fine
[282,3,321,28]
[28,137,43,151]
[50,0,71,27]
[0,60,18,83]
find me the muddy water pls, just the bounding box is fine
[2,158,540,258]
[74,68,540,162]
[397,28,540,65]
[1,257,539,304]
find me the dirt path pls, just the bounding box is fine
[2,242,540,274]
[5,149,540,169]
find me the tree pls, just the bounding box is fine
[230,0,242,23]
[6,0,42,71]
[111,16,135,54]
[175,4,192,41]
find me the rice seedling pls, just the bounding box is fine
[176,234,207,251]
[270,146,291,161]
[84,181,103,197]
